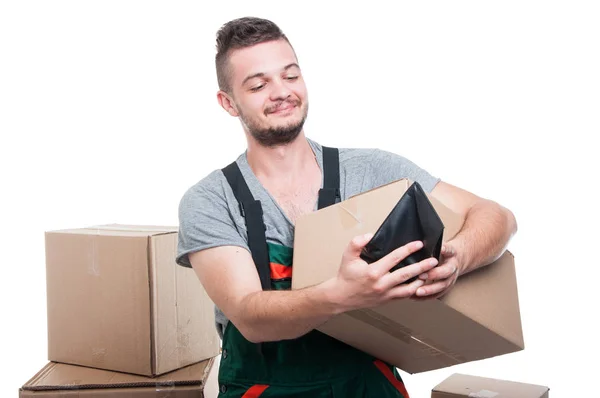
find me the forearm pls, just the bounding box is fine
[236,278,342,343]
[451,199,517,274]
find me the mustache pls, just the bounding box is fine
[265,99,301,114]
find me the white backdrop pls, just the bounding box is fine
[1,1,598,396]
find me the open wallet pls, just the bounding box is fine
[359,181,445,283]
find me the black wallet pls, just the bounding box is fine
[360,181,445,283]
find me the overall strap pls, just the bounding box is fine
[222,162,272,291]
[318,146,340,209]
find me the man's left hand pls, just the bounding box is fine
[412,243,462,300]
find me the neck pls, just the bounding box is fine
[245,131,317,183]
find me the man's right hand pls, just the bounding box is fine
[329,233,438,313]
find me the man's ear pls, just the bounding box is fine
[217,91,239,117]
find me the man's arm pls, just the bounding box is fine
[432,181,517,272]
[415,181,518,298]
[189,236,436,343]
[189,244,340,343]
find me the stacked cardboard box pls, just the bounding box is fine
[19,359,216,397]
[19,224,220,397]
[432,373,550,397]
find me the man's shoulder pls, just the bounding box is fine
[338,146,417,166]
[338,146,381,162]
[309,138,379,163]
[309,138,416,168]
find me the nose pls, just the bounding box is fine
[269,77,292,101]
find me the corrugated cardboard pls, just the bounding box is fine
[432,373,549,397]
[19,358,215,397]
[45,224,220,377]
[292,179,524,373]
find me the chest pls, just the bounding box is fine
[270,183,320,225]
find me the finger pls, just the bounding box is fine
[383,257,438,287]
[415,278,453,297]
[410,291,442,301]
[374,240,424,274]
[346,233,374,258]
[386,277,425,300]
[441,244,455,257]
[418,261,456,281]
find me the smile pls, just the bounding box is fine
[268,103,297,115]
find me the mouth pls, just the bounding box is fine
[267,101,299,115]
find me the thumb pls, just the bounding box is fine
[441,244,456,257]
[346,232,374,258]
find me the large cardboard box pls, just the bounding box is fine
[19,358,216,397]
[432,373,549,397]
[292,179,524,373]
[45,224,220,377]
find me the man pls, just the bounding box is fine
[176,17,517,398]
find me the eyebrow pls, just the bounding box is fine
[242,63,301,86]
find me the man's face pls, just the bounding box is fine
[225,39,309,147]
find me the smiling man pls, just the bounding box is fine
[176,17,517,398]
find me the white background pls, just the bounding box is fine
[1,1,598,396]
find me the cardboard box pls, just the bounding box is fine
[432,373,549,397]
[19,358,216,397]
[45,224,220,377]
[292,179,524,373]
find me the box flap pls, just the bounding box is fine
[433,373,549,397]
[21,359,213,391]
[48,224,178,237]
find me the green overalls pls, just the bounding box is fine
[219,147,410,397]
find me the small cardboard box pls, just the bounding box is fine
[19,358,216,397]
[45,224,220,376]
[292,179,524,373]
[432,373,549,397]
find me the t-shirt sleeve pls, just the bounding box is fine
[368,149,440,193]
[176,184,249,268]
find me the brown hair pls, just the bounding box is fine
[215,17,292,93]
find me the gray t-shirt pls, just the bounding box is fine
[176,138,440,338]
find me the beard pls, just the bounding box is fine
[239,101,308,148]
